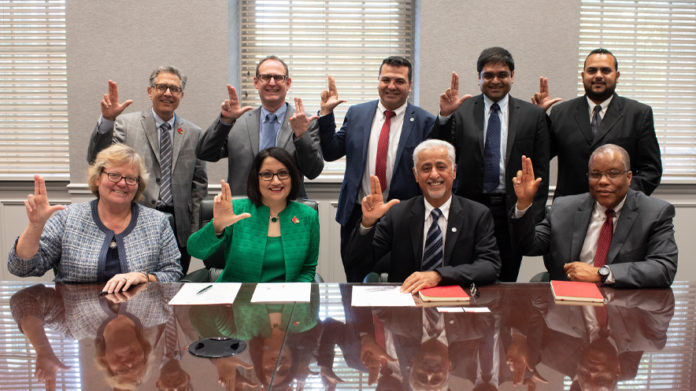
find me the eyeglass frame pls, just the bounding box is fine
[587,169,629,181]
[151,83,183,94]
[101,170,140,186]
[259,170,290,181]
[256,73,288,83]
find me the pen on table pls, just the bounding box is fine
[196,284,213,295]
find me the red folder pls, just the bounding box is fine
[419,285,470,303]
[550,280,604,303]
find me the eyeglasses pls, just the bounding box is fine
[481,71,511,80]
[588,169,629,180]
[257,74,288,83]
[152,83,182,94]
[102,171,139,186]
[259,170,290,181]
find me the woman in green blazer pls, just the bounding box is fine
[187,148,319,282]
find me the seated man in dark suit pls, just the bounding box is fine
[511,144,677,288]
[346,139,501,293]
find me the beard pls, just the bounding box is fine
[584,82,615,103]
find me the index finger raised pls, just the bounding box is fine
[328,75,337,93]
[220,179,231,200]
[538,76,547,93]
[108,80,118,99]
[450,71,459,92]
[34,175,46,196]
[294,97,304,114]
[226,84,238,101]
[369,175,382,196]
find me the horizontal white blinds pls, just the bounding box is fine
[0,0,69,180]
[240,0,414,172]
[579,0,696,183]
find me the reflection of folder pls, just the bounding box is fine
[419,285,470,303]
[550,280,604,303]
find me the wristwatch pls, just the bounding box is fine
[598,265,611,283]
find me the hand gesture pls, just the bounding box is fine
[220,84,253,122]
[512,156,542,211]
[319,76,346,116]
[213,356,257,390]
[289,97,319,139]
[25,175,65,229]
[100,80,133,121]
[35,351,70,391]
[212,180,251,234]
[531,76,562,111]
[360,334,396,385]
[439,72,472,117]
[360,176,400,228]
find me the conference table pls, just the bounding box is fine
[1,281,694,390]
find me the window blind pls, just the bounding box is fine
[0,0,68,180]
[240,0,414,174]
[579,0,696,183]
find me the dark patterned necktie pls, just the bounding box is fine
[159,122,173,205]
[591,104,602,136]
[422,208,443,270]
[593,209,614,267]
[483,103,501,192]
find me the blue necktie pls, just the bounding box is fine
[483,103,501,193]
[259,113,277,151]
[422,208,443,271]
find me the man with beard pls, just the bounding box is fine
[533,48,662,197]
[346,139,500,292]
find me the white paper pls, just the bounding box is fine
[463,307,491,313]
[168,283,241,305]
[437,307,465,312]
[251,283,311,303]
[351,286,416,307]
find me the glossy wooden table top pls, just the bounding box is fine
[1,281,694,390]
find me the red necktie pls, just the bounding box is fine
[593,209,615,267]
[375,110,396,192]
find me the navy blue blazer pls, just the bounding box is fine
[318,100,436,226]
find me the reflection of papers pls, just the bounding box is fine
[351,286,416,307]
[168,283,241,305]
[251,283,311,303]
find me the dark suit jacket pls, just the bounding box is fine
[346,195,501,285]
[318,100,436,226]
[550,94,662,197]
[431,94,550,222]
[511,189,678,288]
[87,110,207,244]
[196,104,324,197]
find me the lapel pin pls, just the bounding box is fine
[451,227,457,232]
[410,117,414,122]
[292,216,299,224]
[177,127,183,134]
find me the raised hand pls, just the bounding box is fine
[361,176,400,228]
[512,155,542,211]
[319,76,346,116]
[439,71,472,117]
[212,180,251,234]
[35,350,70,391]
[25,175,65,228]
[360,334,396,385]
[289,97,319,138]
[100,80,133,121]
[531,76,562,111]
[220,84,253,122]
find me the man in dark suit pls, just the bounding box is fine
[532,48,662,197]
[318,56,436,282]
[511,144,677,288]
[431,47,550,282]
[87,65,207,273]
[196,55,323,197]
[346,139,500,292]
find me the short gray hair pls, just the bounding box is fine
[149,65,187,91]
[589,144,630,171]
[413,139,456,168]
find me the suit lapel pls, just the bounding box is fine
[171,115,183,172]
[141,111,161,165]
[474,95,485,155]
[246,108,261,157]
[277,103,293,148]
[574,98,594,144]
[593,95,623,146]
[505,96,518,164]
[393,103,415,176]
[410,199,426,271]
[443,197,462,264]
[359,101,380,173]
[571,195,595,260]
[607,190,637,264]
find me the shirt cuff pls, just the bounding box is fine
[513,203,532,218]
[437,113,451,125]
[358,223,373,235]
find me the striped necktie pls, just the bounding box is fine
[422,208,444,270]
[159,122,173,205]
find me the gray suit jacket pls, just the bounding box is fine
[511,189,677,288]
[87,109,208,244]
[196,104,324,197]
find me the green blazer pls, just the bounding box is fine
[187,198,319,282]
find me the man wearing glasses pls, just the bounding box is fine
[431,47,550,283]
[511,144,677,288]
[196,55,323,197]
[87,65,208,274]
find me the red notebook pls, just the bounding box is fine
[550,280,604,303]
[419,285,470,303]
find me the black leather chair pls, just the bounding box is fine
[181,198,322,282]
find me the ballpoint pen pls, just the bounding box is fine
[196,284,213,295]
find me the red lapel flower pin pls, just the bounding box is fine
[292,216,299,224]
[177,127,183,134]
